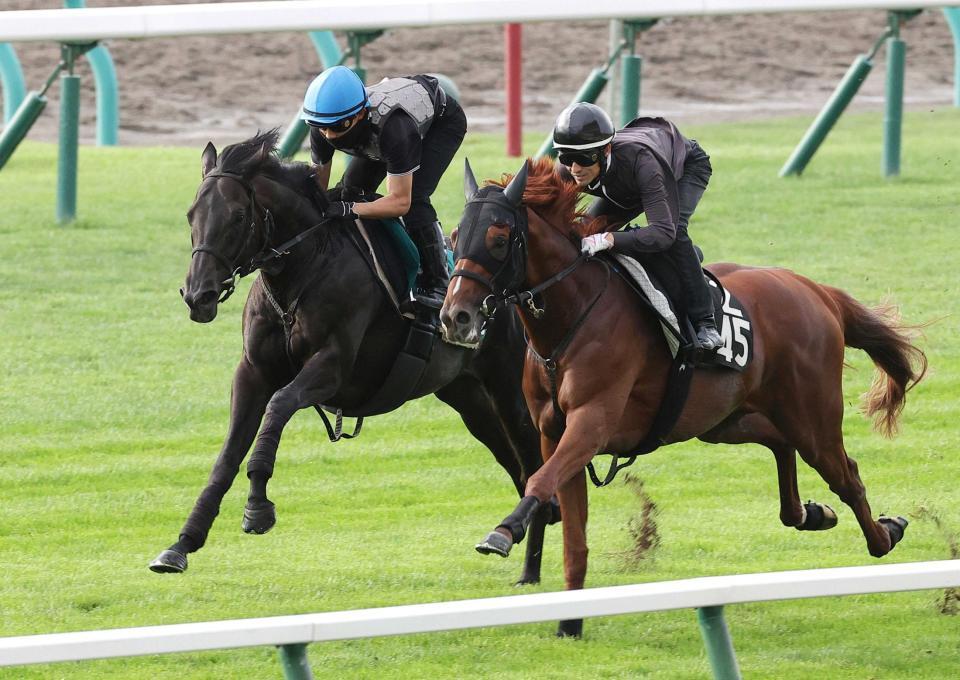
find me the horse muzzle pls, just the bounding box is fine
[181,285,219,323]
[440,301,482,346]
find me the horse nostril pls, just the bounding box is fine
[179,287,185,299]
[455,310,472,327]
[197,290,218,307]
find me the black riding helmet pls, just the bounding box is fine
[552,103,615,168]
[553,102,615,151]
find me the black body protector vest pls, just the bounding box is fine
[335,76,443,162]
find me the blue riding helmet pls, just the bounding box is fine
[301,66,368,125]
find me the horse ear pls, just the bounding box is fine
[464,157,479,202]
[201,142,217,177]
[503,159,529,207]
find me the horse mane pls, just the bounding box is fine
[488,157,610,241]
[216,129,324,208]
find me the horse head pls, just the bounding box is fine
[441,159,529,346]
[182,130,326,323]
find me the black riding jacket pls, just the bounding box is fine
[582,117,689,255]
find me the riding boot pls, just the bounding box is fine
[675,244,722,352]
[408,220,450,309]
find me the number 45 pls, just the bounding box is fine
[716,290,750,366]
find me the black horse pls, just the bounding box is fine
[149,130,554,582]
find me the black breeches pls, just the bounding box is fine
[675,140,714,322]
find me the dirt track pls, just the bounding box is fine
[5,1,958,148]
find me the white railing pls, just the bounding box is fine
[1,560,958,676]
[0,0,954,42]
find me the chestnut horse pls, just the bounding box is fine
[441,158,927,637]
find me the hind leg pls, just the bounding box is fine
[700,413,834,530]
[772,388,904,557]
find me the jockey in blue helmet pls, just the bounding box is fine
[301,65,467,308]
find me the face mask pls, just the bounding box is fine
[326,115,372,151]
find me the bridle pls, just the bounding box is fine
[190,171,277,303]
[451,186,596,322]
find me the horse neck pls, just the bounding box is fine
[253,175,328,288]
[253,175,376,310]
[521,208,606,356]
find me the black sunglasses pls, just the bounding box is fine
[557,149,603,167]
[307,116,357,133]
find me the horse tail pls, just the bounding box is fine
[828,287,928,438]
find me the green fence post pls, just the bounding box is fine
[1,43,27,124]
[87,46,118,146]
[64,1,119,146]
[618,20,656,126]
[57,72,81,223]
[883,37,905,177]
[883,12,908,178]
[779,53,874,176]
[0,59,66,171]
[278,643,314,680]
[945,8,960,106]
[620,54,641,126]
[0,92,46,171]
[697,606,742,680]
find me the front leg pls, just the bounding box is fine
[556,468,588,638]
[477,404,609,558]
[242,346,346,534]
[150,358,275,573]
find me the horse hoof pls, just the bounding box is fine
[148,549,187,574]
[556,619,583,638]
[879,515,908,550]
[796,502,838,531]
[514,576,541,587]
[476,531,513,558]
[242,501,276,534]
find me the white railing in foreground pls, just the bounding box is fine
[1,560,958,668]
[0,0,954,43]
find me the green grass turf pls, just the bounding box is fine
[0,110,958,678]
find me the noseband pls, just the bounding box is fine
[191,171,275,303]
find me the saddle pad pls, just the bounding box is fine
[611,254,753,371]
[353,217,419,306]
[704,271,754,371]
[612,254,682,357]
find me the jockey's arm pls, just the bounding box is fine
[351,172,413,219]
[586,197,631,231]
[314,162,332,192]
[608,160,677,255]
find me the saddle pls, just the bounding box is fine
[609,254,753,370]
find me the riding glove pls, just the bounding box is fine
[581,233,614,255]
[324,201,358,221]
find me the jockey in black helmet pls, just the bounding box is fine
[553,102,723,352]
[302,65,467,307]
